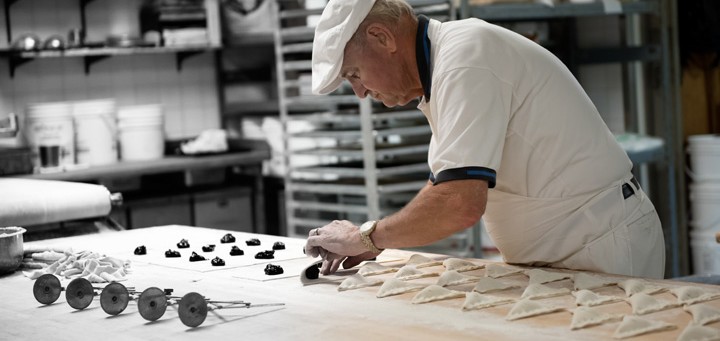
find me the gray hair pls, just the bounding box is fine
[349,0,416,47]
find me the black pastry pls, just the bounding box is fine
[189,251,206,262]
[177,239,190,248]
[254,250,275,259]
[245,238,261,246]
[211,257,225,266]
[272,241,285,250]
[230,246,244,256]
[165,249,181,258]
[201,244,216,252]
[134,245,147,255]
[220,233,236,243]
[305,262,321,280]
[264,264,284,275]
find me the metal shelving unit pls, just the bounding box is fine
[460,0,685,277]
[273,0,455,239]
[1,0,221,77]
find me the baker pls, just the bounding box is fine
[304,0,665,279]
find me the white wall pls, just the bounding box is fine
[0,0,220,147]
[576,16,626,134]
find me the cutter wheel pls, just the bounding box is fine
[66,277,95,310]
[33,274,62,305]
[178,292,208,328]
[100,282,130,315]
[138,287,168,321]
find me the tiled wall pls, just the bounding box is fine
[0,0,220,148]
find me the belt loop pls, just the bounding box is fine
[622,177,638,200]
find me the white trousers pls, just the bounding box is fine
[551,180,666,279]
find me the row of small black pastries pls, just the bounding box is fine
[142,247,284,273]
[175,236,286,249]
[135,240,286,256]
[160,248,278,260]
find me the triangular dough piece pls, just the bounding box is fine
[443,258,484,272]
[486,264,524,278]
[376,278,426,298]
[358,262,399,276]
[338,274,383,292]
[676,324,720,341]
[573,272,616,291]
[572,289,623,307]
[521,283,571,300]
[411,285,465,304]
[462,292,515,311]
[617,279,665,297]
[670,286,720,306]
[393,264,439,281]
[684,304,720,326]
[436,270,480,287]
[612,315,676,339]
[525,268,573,285]
[570,306,623,330]
[506,299,564,321]
[406,254,443,268]
[472,277,521,294]
[628,293,680,315]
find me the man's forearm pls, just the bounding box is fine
[371,179,488,250]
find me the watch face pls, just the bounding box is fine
[360,221,375,233]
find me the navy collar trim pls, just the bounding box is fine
[415,15,432,102]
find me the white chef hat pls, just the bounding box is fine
[311,0,377,95]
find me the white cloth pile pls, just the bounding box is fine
[22,247,131,283]
[180,129,228,155]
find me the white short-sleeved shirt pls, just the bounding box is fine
[417,18,633,264]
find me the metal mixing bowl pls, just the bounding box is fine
[12,34,41,51]
[0,227,26,274]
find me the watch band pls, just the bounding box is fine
[360,221,383,254]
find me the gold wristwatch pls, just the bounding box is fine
[359,220,383,254]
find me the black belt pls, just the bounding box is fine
[622,177,640,199]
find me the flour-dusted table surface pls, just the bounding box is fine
[0,225,718,340]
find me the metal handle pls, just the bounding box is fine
[110,192,123,206]
[0,113,18,138]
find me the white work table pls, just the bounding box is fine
[0,225,717,340]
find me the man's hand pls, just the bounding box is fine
[305,220,368,258]
[319,250,379,275]
[305,220,382,275]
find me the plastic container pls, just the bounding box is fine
[690,229,720,275]
[117,104,164,161]
[73,99,118,166]
[690,182,720,230]
[687,134,720,182]
[24,102,75,170]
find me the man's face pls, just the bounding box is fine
[340,32,421,107]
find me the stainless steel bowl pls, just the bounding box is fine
[0,227,26,274]
[43,35,66,50]
[12,34,41,51]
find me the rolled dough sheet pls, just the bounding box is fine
[0,179,111,226]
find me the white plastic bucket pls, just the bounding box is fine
[24,102,75,169]
[117,105,164,161]
[687,134,720,181]
[690,182,720,230]
[73,99,118,166]
[690,229,720,275]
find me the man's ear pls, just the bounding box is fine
[365,23,396,52]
